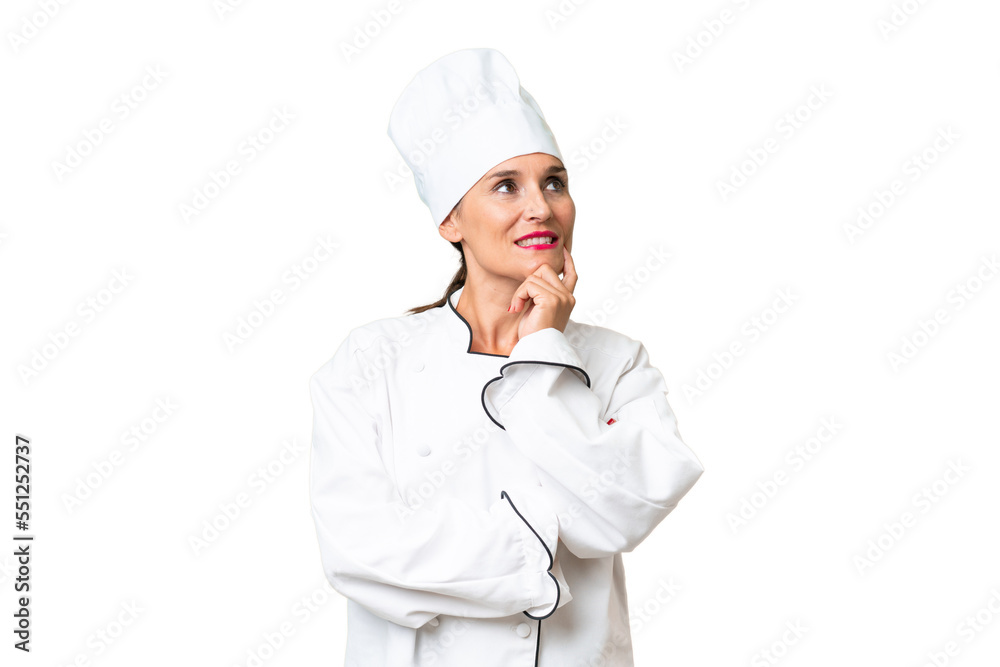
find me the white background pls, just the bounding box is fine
[2,0,999,665]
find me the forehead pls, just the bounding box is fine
[476,153,565,184]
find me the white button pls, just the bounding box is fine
[416,443,431,457]
[515,622,531,638]
[414,361,425,372]
[428,617,439,627]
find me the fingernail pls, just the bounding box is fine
[507,305,512,312]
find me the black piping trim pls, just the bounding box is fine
[446,285,510,358]
[499,490,559,621]
[533,617,542,667]
[481,361,592,431]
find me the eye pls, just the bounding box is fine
[493,177,567,194]
[494,179,518,194]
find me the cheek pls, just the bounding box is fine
[558,203,575,229]
[555,196,575,215]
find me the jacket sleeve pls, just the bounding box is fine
[481,327,705,559]
[308,330,571,629]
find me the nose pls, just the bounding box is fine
[523,183,553,221]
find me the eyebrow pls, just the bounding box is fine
[486,165,567,180]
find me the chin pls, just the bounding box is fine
[529,258,561,274]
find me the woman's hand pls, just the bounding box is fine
[508,245,578,338]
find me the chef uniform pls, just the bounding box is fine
[308,48,705,667]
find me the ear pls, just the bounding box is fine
[439,211,462,243]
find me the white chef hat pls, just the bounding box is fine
[387,48,564,230]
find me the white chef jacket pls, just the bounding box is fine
[308,284,705,667]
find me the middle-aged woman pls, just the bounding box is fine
[308,47,705,667]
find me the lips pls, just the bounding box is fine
[514,230,559,250]
[515,230,557,241]
[514,236,558,250]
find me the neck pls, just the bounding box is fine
[456,279,522,356]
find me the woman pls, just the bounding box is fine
[309,48,705,667]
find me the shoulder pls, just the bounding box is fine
[555,320,654,391]
[558,320,668,404]
[564,318,645,364]
[313,308,443,375]
[348,309,439,351]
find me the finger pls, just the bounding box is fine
[512,277,555,312]
[509,277,535,312]
[510,267,559,312]
[531,262,570,294]
[510,276,557,312]
[561,246,578,293]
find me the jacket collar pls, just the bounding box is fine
[444,284,511,359]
